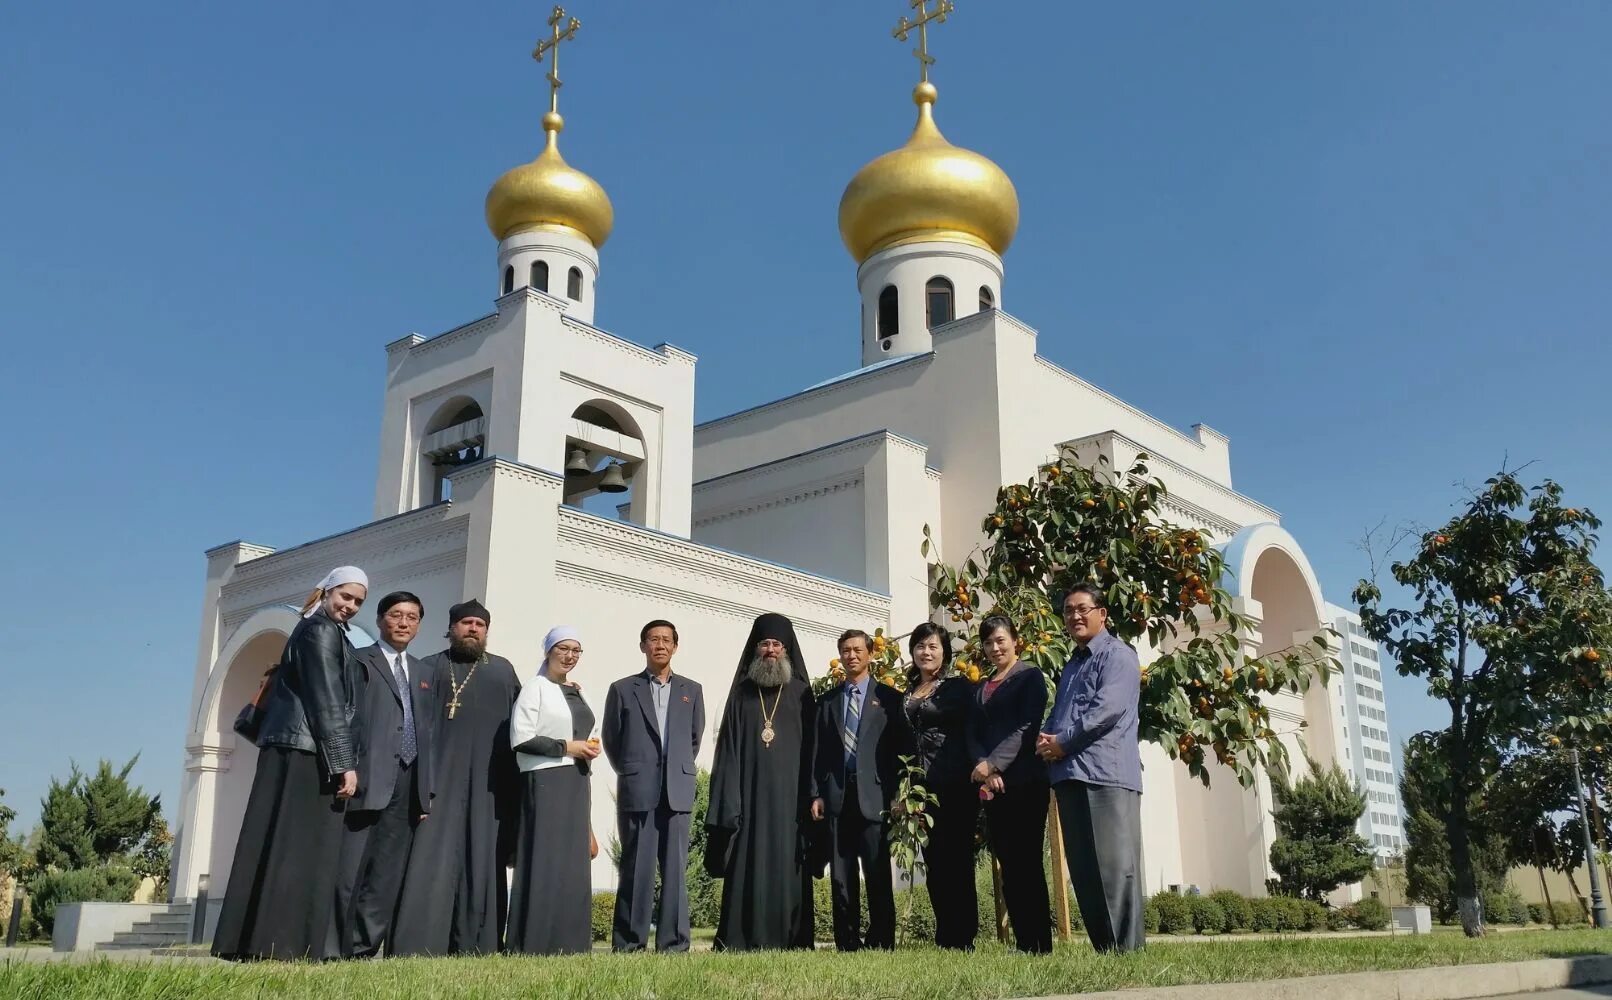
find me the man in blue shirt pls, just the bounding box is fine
[1038,584,1145,952]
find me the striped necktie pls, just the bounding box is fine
[843,684,861,769]
[392,653,417,766]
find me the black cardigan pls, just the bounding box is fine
[966,664,1048,789]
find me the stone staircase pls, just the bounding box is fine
[96,903,193,950]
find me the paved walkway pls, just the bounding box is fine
[1487,988,1612,999]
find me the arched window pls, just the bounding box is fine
[530,260,549,293]
[925,276,954,328]
[567,267,583,301]
[877,285,898,342]
[979,285,995,311]
[501,266,514,295]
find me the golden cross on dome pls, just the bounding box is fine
[532,5,582,114]
[893,0,954,84]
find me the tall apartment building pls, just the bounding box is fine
[1324,602,1404,861]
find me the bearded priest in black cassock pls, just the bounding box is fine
[705,612,822,950]
[389,599,521,955]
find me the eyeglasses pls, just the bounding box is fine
[383,611,422,623]
[1066,605,1103,619]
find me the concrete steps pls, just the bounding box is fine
[97,905,193,951]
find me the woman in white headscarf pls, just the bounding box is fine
[213,566,370,961]
[506,626,600,954]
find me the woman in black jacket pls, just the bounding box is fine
[903,622,980,949]
[213,566,368,961]
[966,615,1052,954]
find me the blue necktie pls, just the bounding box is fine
[843,685,861,771]
[392,653,417,765]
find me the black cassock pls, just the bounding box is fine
[390,651,520,955]
[706,674,819,951]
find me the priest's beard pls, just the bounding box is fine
[747,653,792,689]
[448,635,486,663]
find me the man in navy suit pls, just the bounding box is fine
[810,629,913,951]
[601,620,706,952]
[340,590,436,958]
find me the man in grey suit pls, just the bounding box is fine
[340,591,437,957]
[809,629,913,951]
[601,619,705,952]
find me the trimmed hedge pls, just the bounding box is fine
[26,866,140,937]
[1346,896,1391,930]
[1150,891,1193,935]
[1188,895,1225,935]
[1527,900,1584,926]
[591,892,614,943]
[1209,889,1253,932]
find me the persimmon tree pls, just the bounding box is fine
[1354,471,1612,937]
[924,449,1335,788]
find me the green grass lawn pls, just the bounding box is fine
[3,929,1609,1000]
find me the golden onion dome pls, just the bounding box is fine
[838,82,1019,263]
[485,111,614,247]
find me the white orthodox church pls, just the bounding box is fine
[173,19,1355,908]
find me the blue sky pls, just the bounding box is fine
[2,2,1609,830]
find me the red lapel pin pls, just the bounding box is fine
[681,695,690,703]
[419,681,430,690]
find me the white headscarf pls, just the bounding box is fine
[543,625,581,658]
[303,565,370,618]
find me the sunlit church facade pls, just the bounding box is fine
[172,11,1370,909]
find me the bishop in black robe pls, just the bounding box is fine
[389,600,521,956]
[705,612,821,951]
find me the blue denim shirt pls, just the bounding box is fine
[1044,629,1143,793]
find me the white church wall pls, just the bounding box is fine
[553,507,891,889]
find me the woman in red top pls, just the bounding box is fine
[966,615,1052,954]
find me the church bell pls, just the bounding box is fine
[598,461,629,493]
[564,448,592,477]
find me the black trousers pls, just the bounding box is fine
[922,780,980,950]
[342,759,421,958]
[613,801,692,952]
[828,781,895,951]
[984,780,1051,954]
[1055,780,1145,953]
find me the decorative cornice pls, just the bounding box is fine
[557,561,884,639]
[1062,429,1279,523]
[654,343,698,366]
[1038,357,1208,454]
[218,505,464,606]
[557,507,886,606]
[694,472,862,528]
[560,315,673,367]
[693,429,922,493]
[386,333,425,355]
[204,540,275,562]
[409,314,499,357]
[696,353,933,435]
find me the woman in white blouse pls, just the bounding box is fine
[506,626,600,954]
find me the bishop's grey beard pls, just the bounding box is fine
[448,635,486,663]
[747,653,792,689]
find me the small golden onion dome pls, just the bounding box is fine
[838,82,1019,263]
[485,111,614,247]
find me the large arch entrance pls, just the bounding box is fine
[1165,523,1332,895]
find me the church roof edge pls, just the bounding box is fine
[692,428,929,491]
[696,352,934,434]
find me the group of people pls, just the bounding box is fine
[211,565,1145,961]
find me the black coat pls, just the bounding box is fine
[904,675,978,787]
[256,611,363,776]
[810,679,913,819]
[601,671,706,814]
[350,644,438,813]
[966,664,1048,789]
